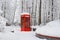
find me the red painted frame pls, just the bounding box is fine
[21,14,31,31]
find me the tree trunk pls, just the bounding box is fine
[38,0,41,25]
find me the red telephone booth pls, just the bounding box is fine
[21,13,31,31]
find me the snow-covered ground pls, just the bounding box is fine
[35,19,60,37]
[0,26,47,40]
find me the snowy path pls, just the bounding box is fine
[0,26,46,40]
[14,31,43,40]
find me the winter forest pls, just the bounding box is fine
[0,0,60,26]
[0,0,60,40]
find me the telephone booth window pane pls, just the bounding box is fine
[25,17,30,27]
[21,17,24,27]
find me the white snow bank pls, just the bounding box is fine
[0,16,8,32]
[35,19,60,37]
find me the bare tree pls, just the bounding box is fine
[13,0,17,24]
[22,0,23,13]
[38,0,41,25]
[34,0,37,26]
[1,0,6,17]
[31,0,34,26]
[26,1,29,13]
[52,0,53,21]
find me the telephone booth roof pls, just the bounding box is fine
[21,13,30,15]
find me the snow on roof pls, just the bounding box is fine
[21,13,30,15]
[35,19,60,37]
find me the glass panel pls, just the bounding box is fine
[21,17,24,27]
[25,17,30,27]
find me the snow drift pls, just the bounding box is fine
[35,19,60,37]
[0,16,8,32]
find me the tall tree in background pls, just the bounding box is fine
[22,0,23,13]
[13,0,17,24]
[38,0,41,25]
[34,0,37,26]
[1,0,6,17]
[26,1,29,13]
[31,0,34,26]
[52,0,53,21]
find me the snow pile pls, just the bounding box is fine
[4,26,20,32]
[0,16,8,26]
[0,16,8,32]
[35,19,60,37]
